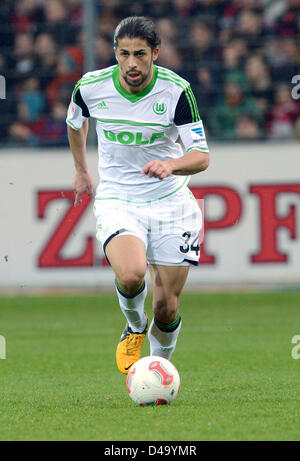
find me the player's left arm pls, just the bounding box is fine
[142,148,209,179]
[165,144,209,176]
[142,86,209,179]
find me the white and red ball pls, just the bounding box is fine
[126,356,180,406]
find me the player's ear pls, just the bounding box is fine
[114,47,119,63]
[152,47,160,62]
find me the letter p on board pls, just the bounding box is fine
[0,75,6,99]
[0,335,6,359]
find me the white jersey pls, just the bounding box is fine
[66,64,209,202]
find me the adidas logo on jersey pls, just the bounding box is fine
[98,101,109,110]
[191,127,203,137]
[190,122,205,142]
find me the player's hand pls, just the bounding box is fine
[141,160,173,180]
[72,170,94,207]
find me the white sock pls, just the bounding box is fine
[115,280,147,333]
[148,316,182,360]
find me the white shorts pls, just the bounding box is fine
[93,186,202,266]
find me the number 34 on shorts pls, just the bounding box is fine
[178,230,200,265]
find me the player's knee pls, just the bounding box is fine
[153,296,179,324]
[117,268,146,295]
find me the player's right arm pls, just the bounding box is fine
[66,85,93,207]
[67,121,94,207]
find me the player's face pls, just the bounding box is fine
[114,37,159,94]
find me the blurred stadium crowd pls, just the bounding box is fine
[0,0,300,147]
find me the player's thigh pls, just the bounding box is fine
[106,235,147,285]
[94,199,147,287]
[149,264,189,321]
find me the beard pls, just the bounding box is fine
[122,65,152,88]
[123,73,146,87]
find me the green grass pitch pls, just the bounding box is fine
[0,291,300,441]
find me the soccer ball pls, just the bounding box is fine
[126,356,180,406]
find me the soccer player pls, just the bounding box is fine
[66,16,210,374]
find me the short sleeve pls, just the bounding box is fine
[174,87,209,153]
[66,86,90,130]
[174,87,200,126]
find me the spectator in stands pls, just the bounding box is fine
[234,8,265,52]
[265,83,300,138]
[275,0,300,37]
[9,99,68,148]
[187,20,218,69]
[11,0,43,35]
[156,42,184,75]
[193,66,217,128]
[46,46,83,107]
[8,122,38,147]
[43,0,79,46]
[34,33,58,91]
[41,101,68,147]
[220,0,263,32]
[27,101,68,147]
[235,114,262,140]
[97,13,119,38]
[263,35,288,70]
[156,17,178,44]
[95,35,115,70]
[244,54,273,113]
[11,32,36,86]
[276,37,300,82]
[219,38,249,85]
[96,0,124,37]
[18,77,46,123]
[209,74,263,140]
[8,76,46,147]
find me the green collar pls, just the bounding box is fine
[112,65,158,102]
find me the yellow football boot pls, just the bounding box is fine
[116,318,148,374]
